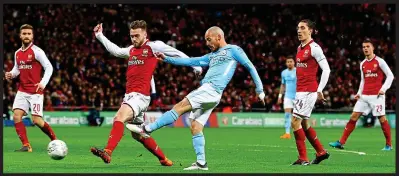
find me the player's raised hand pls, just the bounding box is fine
[5,72,12,80]
[154,52,166,61]
[354,94,361,100]
[93,23,103,34]
[317,92,327,105]
[257,92,266,106]
[35,83,45,93]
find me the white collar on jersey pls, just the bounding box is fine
[21,42,33,52]
[365,54,376,62]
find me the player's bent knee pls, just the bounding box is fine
[173,98,192,115]
[32,115,45,127]
[13,114,23,122]
[291,116,302,129]
[13,110,24,122]
[114,105,134,123]
[350,112,362,121]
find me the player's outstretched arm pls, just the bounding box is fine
[232,46,264,94]
[33,46,53,88]
[149,41,203,74]
[161,54,210,67]
[94,23,130,59]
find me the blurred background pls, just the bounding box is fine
[3,4,396,115]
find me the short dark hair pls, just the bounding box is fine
[20,24,34,31]
[299,19,317,34]
[129,20,147,31]
[362,38,374,47]
[286,55,295,61]
[299,19,316,29]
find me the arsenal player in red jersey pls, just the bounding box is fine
[90,20,202,165]
[329,39,394,151]
[291,19,331,165]
[5,24,57,152]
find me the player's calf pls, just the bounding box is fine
[330,112,362,149]
[32,115,57,141]
[13,109,31,150]
[130,131,173,166]
[378,116,392,149]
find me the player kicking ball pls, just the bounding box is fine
[329,39,394,151]
[127,26,266,171]
[90,21,201,166]
[5,24,57,152]
[291,19,331,165]
[277,56,296,139]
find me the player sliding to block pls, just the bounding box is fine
[5,24,57,152]
[277,55,296,139]
[291,19,331,166]
[90,20,202,166]
[329,39,394,151]
[127,26,266,171]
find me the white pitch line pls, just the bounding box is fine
[214,143,385,156]
[332,149,366,155]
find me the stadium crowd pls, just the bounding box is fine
[3,4,396,113]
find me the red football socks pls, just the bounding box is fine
[304,126,326,156]
[139,137,166,160]
[38,122,57,141]
[105,121,125,154]
[293,128,308,161]
[15,122,30,145]
[339,119,357,145]
[380,121,392,146]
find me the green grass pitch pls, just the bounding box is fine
[3,127,396,173]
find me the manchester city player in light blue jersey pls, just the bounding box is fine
[277,56,296,139]
[127,26,265,171]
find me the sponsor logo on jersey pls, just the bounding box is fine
[209,55,230,66]
[18,65,33,69]
[128,59,145,65]
[296,58,307,68]
[365,70,378,77]
[303,50,309,57]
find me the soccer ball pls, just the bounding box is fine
[47,140,68,160]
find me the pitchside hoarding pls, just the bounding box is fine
[3,111,396,128]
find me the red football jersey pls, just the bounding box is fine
[12,43,53,94]
[359,55,392,95]
[125,40,158,96]
[295,40,326,92]
[95,33,193,96]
